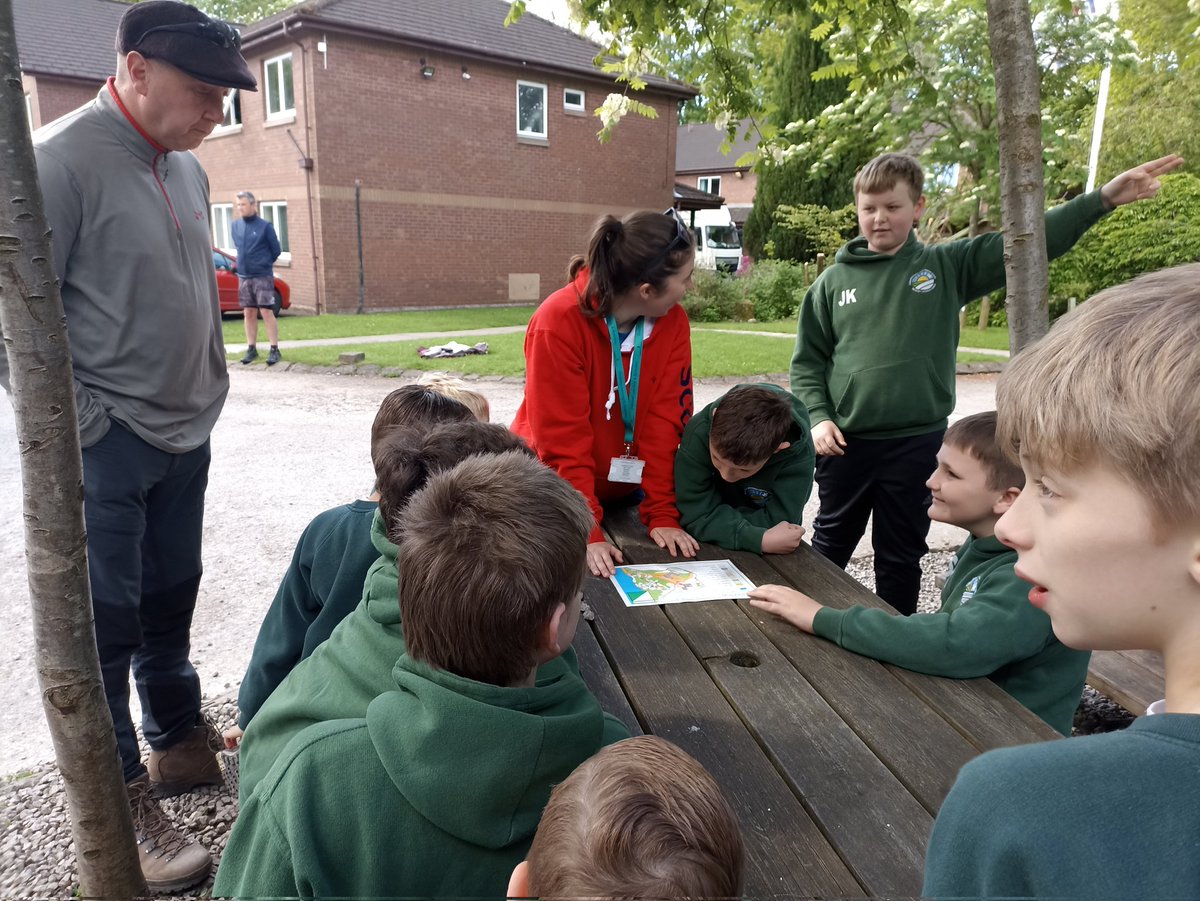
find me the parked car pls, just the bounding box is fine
[213,248,291,316]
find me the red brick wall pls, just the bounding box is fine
[24,74,103,129]
[679,168,758,207]
[197,30,682,313]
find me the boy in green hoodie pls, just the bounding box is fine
[215,450,630,899]
[790,152,1183,614]
[749,411,1090,735]
[675,383,814,553]
[235,421,619,800]
[923,263,1200,899]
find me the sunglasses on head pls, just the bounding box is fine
[136,20,242,52]
[643,208,693,272]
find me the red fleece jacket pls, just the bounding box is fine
[512,272,694,544]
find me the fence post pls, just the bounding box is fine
[816,253,826,276]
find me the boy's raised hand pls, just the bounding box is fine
[812,420,847,456]
[762,522,806,554]
[748,584,825,633]
[1100,154,1184,209]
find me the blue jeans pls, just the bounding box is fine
[82,421,210,782]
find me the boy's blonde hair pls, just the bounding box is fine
[853,152,925,203]
[525,735,744,897]
[416,372,490,421]
[996,263,1200,528]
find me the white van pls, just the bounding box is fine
[690,206,742,272]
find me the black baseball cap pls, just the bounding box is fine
[117,1,258,91]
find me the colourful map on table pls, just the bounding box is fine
[610,561,756,607]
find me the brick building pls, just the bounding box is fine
[676,119,761,231]
[14,0,692,312]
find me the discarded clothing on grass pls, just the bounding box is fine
[417,341,489,359]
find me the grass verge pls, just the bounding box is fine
[221,306,536,344]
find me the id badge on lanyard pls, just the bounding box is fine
[605,315,645,485]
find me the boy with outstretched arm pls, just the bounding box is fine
[214,451,631,899]
[675,383,814,554]
[922,264,1200,899]
[750,411,1090,735]
[791,151,1183,614]
[507,735,744,898]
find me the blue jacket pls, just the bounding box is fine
[232,214,281,278]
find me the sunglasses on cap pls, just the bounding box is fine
[136,19,242,52]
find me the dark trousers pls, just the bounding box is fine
[812,430,943,615]
[81,421,211,782]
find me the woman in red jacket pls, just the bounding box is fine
[512,210,700,577]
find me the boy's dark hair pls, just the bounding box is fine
[570,209,694,318]
[525,735,744,897]
[395,452,592,686]
[373,421,534,532]
[369,385,474,476]
[944,412,1025,491]
[853,152,925,203]
[709,385,794,465]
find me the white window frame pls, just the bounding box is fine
[211,89,242,134]
[258,200,291,261]
[516,80,548,139]
[24,93,33,130]
[211,203,234,252]
[563,88,585,112]
[264,53,295,120]
[698,176,722,196]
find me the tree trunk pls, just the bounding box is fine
[0,2,146,895]
[986,0,1050,353]
[966,201,992,329]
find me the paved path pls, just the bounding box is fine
[228,324,1009,358]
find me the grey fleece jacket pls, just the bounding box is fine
[0,81,228,452]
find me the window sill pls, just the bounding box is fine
[265,112,297,128]
[517,134,549,147]
[564,107,587,117]
[207,124,243,140]
[275,255,292,267]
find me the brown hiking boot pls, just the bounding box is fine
[127,774,212,893]
[147,718,224,797]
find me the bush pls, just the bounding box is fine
[742,259,811,321]
[681,269,743,322]
[1049,173,1200,304]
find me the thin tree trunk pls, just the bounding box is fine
[986,0,1050,353]
[966,201,993,329]
[0,1,146,895]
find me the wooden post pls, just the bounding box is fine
[816,253,826,276]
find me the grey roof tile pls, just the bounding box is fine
[13,0,129,81]
[676,118,760,172]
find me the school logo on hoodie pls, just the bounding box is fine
[910,269,936,294]
[959,576,980,605]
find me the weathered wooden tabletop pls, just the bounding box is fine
[573,506,1058,898]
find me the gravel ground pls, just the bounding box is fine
[1,551,1135,900]
[0,367,1134,898]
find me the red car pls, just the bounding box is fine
[213,248,291,316]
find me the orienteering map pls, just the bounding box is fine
[610,560,756,607]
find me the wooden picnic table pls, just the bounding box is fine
[573,505,1059,898]
[1088,649,1165,716]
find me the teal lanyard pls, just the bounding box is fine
[605,315,643,447]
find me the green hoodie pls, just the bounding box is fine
[675,383,814,552]
[238,511,619,799]
[812,534,1090,735]
[215,654,619,899]
[790,190,1107,439]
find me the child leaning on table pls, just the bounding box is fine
[215,451,630,899]
[675,383,814,554]
[922,264,1200,900]
[507,735,744,899]
[791,151,1184,615]
[225,382,482,746]
[749,411,1090,735]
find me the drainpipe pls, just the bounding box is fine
[284,19,323,314]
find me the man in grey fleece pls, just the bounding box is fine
[0,1,255,892]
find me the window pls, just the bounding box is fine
[264,53,295,119]
[259,201,290,255]
[563,88,585,112]
[698,176,722,196]
[516,80,547,139]
[217,89,241,129]
[211,203,234,251]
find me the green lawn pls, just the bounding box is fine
[244,330,1000,376]
[221,306,536,344]
[693,319,1011,351]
